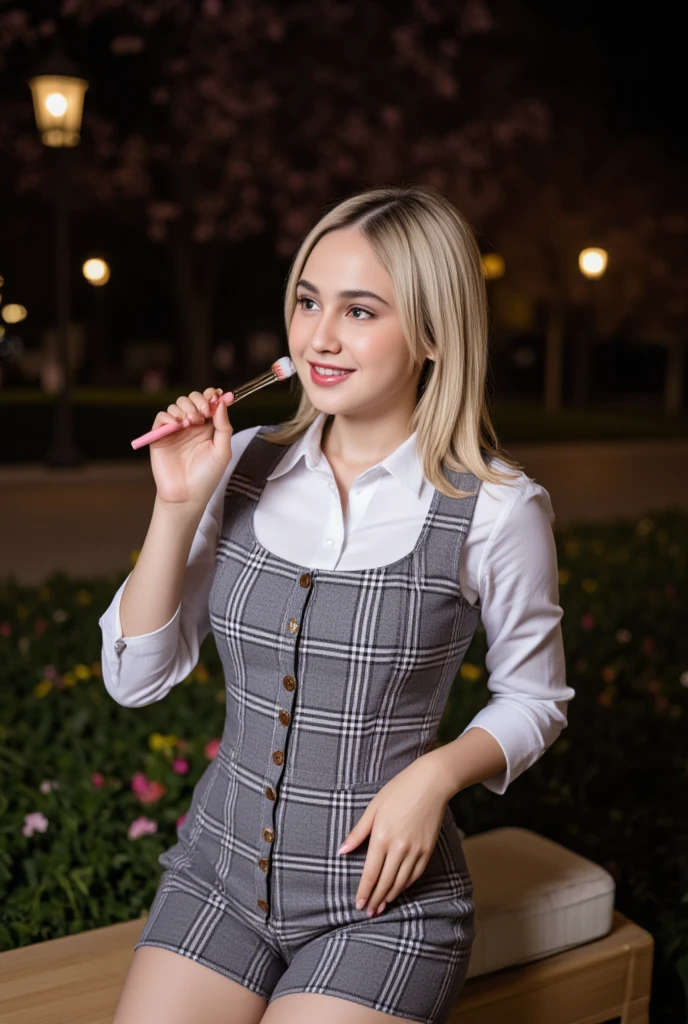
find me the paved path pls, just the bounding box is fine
[2,439,687,586]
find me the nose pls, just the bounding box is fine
[308,306,343,355]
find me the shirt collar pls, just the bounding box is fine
[266,411,425,497]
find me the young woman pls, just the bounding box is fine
[101,185,574,1024]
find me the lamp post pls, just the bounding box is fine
[574,247,608,408]
[29,52,89,467]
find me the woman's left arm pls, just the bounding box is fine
[339,480,576,915]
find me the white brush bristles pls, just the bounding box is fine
[272,356,296,380]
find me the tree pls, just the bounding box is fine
[0,0,551,385]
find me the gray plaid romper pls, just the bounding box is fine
[134,424,486,1024]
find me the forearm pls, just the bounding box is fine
[424,726,508,801]
[119,495,204,637]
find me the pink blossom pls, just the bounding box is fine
[130,771,167,803]
[0,623,11,637]
[42,665,59,679]
[177,813,187,830]
[581,614,595,630]
[91,772,105,788]
[128,816,158,840]
[34,618,47,635]
[131,771,150,796]
[22,812,49,837]
[204,738,221,760]
[172,759,190,775]
[39,779,59,794]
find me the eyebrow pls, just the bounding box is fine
[296,278,391,307]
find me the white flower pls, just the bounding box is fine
[679,671,688,689]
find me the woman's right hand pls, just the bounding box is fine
[150,387,235,510]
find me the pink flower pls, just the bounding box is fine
[34,618,48,635]
[42,665,59,679]
[581,614,595,630]
[131,771,167,803]
[127,816,158,840]
[131,771,150,796]
[204,738,221,760]
[177,813,187,830]
[39,779,59,794]
[22,812,49,837]
[172,758,189,775]
[91,772,105,788]
[0,622,12,638]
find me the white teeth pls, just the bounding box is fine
[314,366,350,376]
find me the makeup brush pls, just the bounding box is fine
[131,356,296,450]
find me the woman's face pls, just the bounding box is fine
[289,227,425,420]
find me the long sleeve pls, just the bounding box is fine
[459,478,575,795]
[98,425,262,707]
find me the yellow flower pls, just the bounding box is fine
[75,664,91,680]
[558,569,570,585]
[90,661,102,677]
[149,732,177,753]
[194,664,209,684]
[460,662,483,681]
[76,590,93,606]
[34,680,52,698]
[63,671,77,688]
[581,578,598,593]
[130,549,141,566]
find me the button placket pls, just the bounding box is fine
[257,569,315,918]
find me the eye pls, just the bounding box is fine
[294,296,372,319]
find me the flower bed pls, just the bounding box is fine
[0,510,686,1022]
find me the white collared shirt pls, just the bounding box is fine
[99,412,575,795]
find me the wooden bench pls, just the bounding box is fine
[0,908,653,1023]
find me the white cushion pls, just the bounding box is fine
[462,827,616,979]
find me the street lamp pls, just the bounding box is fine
[29,50,89,467]
[574,247,609,408]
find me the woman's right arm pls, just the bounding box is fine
[98,422,262,708]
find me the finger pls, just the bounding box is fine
[372,852,425,913]
[166,402,190,425]
[355,837,388,910]
[364,844,411,914]
[188,390,213,419]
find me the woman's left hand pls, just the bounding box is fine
[337,754,451,917]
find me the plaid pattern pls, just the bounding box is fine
[135,425,486,1023]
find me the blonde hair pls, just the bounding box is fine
[264,184,524,499]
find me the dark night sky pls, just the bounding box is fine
[524,0,686,161]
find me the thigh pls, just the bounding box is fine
[260,991,409,1022]
[112,945,268,1024]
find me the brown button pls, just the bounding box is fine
[278,710,290,727]
[300,572,312,588]
[258,857,269,872]
[265,786,276,801]
[288,618,299,634]
[263,827,275,842]
[283,675,296,691]
[257,898,268,911]
[272,750,284,765]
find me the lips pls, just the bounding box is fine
[309,363,356,386]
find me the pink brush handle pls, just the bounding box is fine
[131,391,235,450]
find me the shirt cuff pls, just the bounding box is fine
[459,701,544,796]
[98,575,183,704]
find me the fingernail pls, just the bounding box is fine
[366,907,375,918]
[377,902,386,914]
[183,417,190,426]
[355,898,365,909]
[337,844,348,855]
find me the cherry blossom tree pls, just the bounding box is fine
[0,0,550,385]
